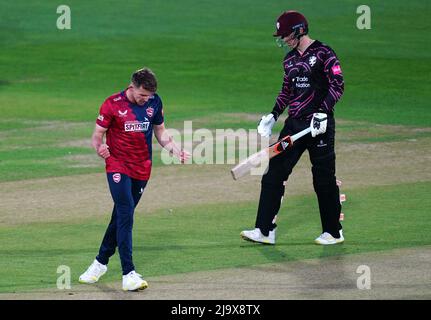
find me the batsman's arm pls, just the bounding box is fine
[92,124,110,159]
[271,72,291,120]
[154,123,191,163]
[321,50,344,113]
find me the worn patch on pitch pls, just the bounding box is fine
[1,246,429,300]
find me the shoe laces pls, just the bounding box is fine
[253,229,263,237]
[86,261,104,276]
[320,232,333,240]
[128,271,143,280]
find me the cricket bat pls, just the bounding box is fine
[231,127,311,180]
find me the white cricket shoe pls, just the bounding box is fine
[315,230,344,245]
[240,227,276,245]
[122,271,148,291]
[79,259,107,284]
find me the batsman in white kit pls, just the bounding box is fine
[239,10,345,245]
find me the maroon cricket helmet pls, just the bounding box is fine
[273,11,308,38]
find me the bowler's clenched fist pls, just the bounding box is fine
[97,144,110,159]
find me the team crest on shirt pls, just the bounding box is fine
[309,55,317,67]
[146,107,154,118]
[113,173,121,183]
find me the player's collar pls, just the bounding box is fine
[297,39,317,56]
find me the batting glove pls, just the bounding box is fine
[310,113,328,137]
[257,113,276,137]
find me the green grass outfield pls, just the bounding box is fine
[1,0,430,182]
[0,0,430,294]
[0,182,430,293]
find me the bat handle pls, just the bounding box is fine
[290,127,311,143]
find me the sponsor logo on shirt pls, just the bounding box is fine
[294,76,310,88]
[118,110,128,117]
[331,65,342,75]
[124,120,150,132]
[146,107,154,118]
[97,114,104,121]
[113,96,122,102]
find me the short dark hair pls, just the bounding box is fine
[131,68,157,92]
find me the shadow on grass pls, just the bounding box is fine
[0,80,11,87]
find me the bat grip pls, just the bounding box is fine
[290,127,311,143]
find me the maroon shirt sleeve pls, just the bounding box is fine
[320,49,344,113]
[271,72,291,120]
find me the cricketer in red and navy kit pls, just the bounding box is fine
[96,90,164,181]
[81,69,190,289]
[94,89,163,276]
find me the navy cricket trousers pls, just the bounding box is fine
[96,173,147,275]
